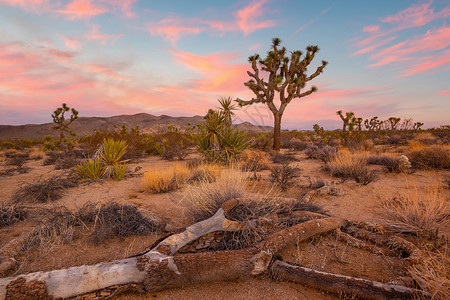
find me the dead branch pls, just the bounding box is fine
[271,260,430,300]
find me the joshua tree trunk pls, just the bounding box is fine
[273,113,282,151]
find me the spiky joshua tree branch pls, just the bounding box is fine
[236,38,327,151]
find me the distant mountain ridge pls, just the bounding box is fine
[0,113,272,139]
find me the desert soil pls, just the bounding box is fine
[1,149,448,299]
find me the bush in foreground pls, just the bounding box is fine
[142,163,190,193]
[408,146,450,169]
[325,150,376,185]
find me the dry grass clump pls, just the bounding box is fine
[305,144,337,162]
[142,163,190,193]
[367,154,412,173]
[408,146,450,170]
[409,249,449,300]
[380,181,449,239]
[0,204,27,227]
[239,149,269,171]
[326,150,377,185]
[13,174,78,203]
[76,202,160,244]
[269,164,300,191]
[24,202,160,248]
[186,163,222,183]
[182,168,246,221]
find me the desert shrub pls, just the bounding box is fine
[269,164,300,191]
[147,130,192,160]
[380,182,448,238]
[0,141,15,150]
[186,163,222,183]
[182,169,246,221]
[43,151,63,165]
[409,250,450,300]
[113,164,128,181]
[304,144,337,162]
[0,204,26,227]
[54,155,81,170]
[282,138,308,151]
[13,174,78,203]
[239,149,269,171]
[76,202,160,243]
[97,138,128,177]
[142,163,189,193]
[249,132,273,151]
[326,150,376,185]
[79,126,148,159]
[408,146,450,169]
[24,202,160,247]
[5,151,29,168]
[75,158,105,180]
[271,152,299,164]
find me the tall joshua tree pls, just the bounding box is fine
[336,110,354,132]
[52,103,78,145]
[236,38,327,151]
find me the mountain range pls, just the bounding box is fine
[0,113,272,139]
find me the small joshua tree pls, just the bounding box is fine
[387,117,401,132]
[336,110,354,132]
[352,117,363,131]
[52,103,78,145]
[236,38,327,151]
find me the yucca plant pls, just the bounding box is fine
[99,138,128,178]
[75,158,105,180]
[113,164,128,181]
[193,110,251,163]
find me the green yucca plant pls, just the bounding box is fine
[113,164,128,181]
[99,138,128,165]
[75,158,105,180]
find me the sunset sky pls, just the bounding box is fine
[0,0,449,129]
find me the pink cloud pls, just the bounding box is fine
[57,0,107,20]
[170,49,250,94]
[399,49,450,77]
[148,0,276,43]
[437,90,450,96]
[380,1,450,30]
[63,35,81,50]
[0,0,52,12]
[351,36,396,56]
[362,25,379,33]
[236,0,276,35]
[87,24,124,45]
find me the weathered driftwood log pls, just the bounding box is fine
[271,260,430,300]
[0,211,344,299]
[342,225,424,263]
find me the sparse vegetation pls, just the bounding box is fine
[271,152,299,164]
[380,181,448,238]
[0,204,26,227]
[269,164,300,191]
[182,168,246,221]
[408,146,450,169]
[13,174,78,203]
[325,150,377,185]
[239,149,269,171]
[142,163,190,193]
[75,158,105,180]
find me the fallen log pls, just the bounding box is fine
[0,217,344,299]
[271,260,430,300]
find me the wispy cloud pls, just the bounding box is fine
[87,24,124,45]
[437,90,450,96]
[147,0,276,43]
[352,1,450,77]
[291,3,334,37]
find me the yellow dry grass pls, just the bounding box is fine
[380,177,449,238]
[142,162,190,193]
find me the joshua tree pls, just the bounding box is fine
[364,116,382,132]
[387,117,401,131]
[52,103,78,145]
[352,117,363,131]
[236,38,327,151]
[336,110,354,132]
[413,122,424,132]
[217,97,237,127]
